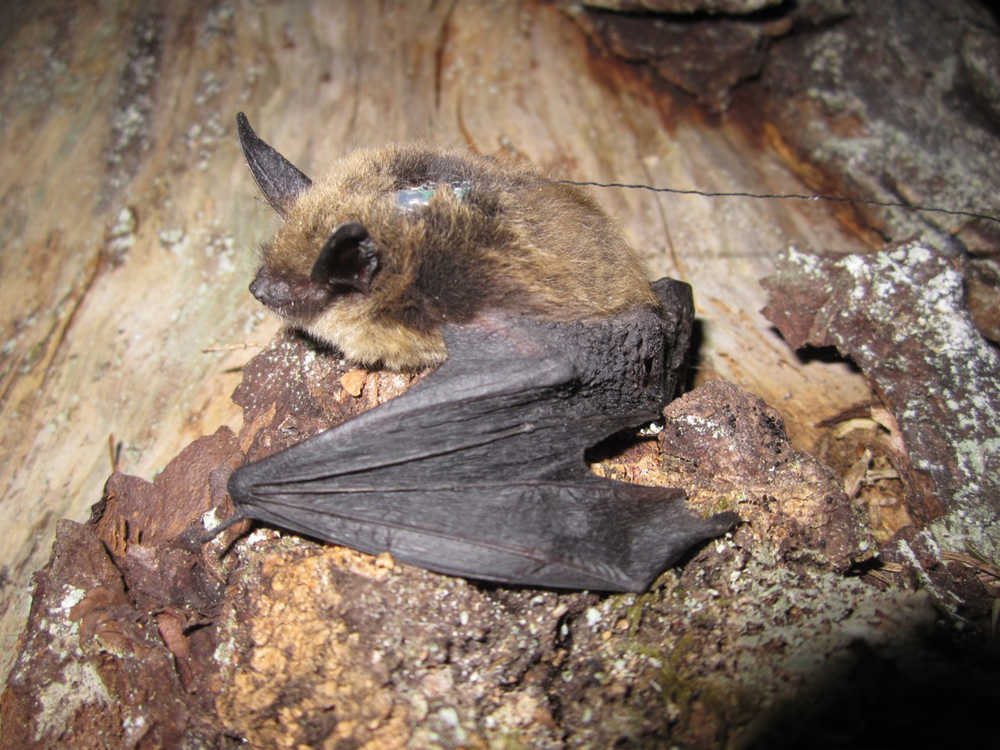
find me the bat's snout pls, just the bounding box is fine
[249,266,331,318]
[249,268,293,309]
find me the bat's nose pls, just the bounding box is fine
[250,268,293,310]
[248,266,331,318]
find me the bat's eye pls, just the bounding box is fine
[311,222,380,294]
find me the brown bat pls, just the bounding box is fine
[226,113,739,592]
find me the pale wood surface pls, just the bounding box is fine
[0,0,870,678]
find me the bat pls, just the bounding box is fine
[226,112,740,592]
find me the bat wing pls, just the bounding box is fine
[229,281,738,592]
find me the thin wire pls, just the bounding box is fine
[555,180,1000,226]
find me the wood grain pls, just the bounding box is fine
[0,0,871,679]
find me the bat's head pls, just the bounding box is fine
[236,113,657,369]
[238,113,482,368]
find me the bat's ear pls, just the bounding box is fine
[311,222,380,294]
[236,112,312,218]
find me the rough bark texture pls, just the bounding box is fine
[761,241,1000,618]
[658,380,872,573]
[3,0,1000,747]
[572,0,851,112]
[583,1,784,13]
[8,332,995,749]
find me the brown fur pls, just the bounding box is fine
[257,145,658,369]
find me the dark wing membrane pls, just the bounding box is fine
[229,304,738,592]
[238,479,729,592]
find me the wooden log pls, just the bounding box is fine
[0,0,874,683]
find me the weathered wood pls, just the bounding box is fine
[0,0,880,684]
[5,2,1000,745]
[0,0,875,679]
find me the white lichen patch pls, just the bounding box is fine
[784,244,823,276]
[771,240,1000,592]
[158,228,185,247]
[106,206,138,262]
[201,506,223,531]
[121,713,149,747]
[58,586,86,615]
[35,661,111,741]
[673,412,728,441]
[730,547,937,685]
[24,584,87,663]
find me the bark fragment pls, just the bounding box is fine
[762,241,1000,614]
[2,329,995,748]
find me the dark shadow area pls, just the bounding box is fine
[584,428,656,465]
[794,343,862,372]
[970,0,1000,27]
[683,316,706,393]
[747,626,1000,748]
[764,326,864,373]
[293,326,341,357]
[582,0,799,24]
